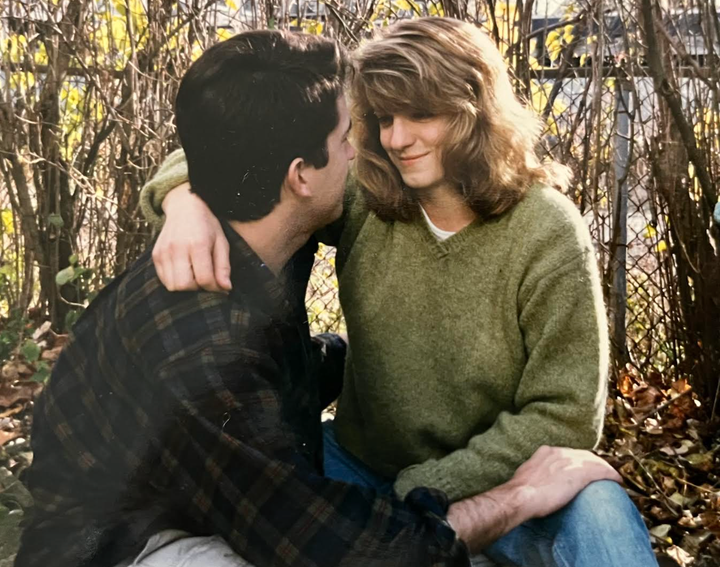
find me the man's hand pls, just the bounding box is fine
[509,445,621,520]
[446,446,621,554]
[153,183,232,292]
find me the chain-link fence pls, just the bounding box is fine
[2,0,718,404]
[303,1,720,407]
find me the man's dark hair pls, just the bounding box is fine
[175,30,350,221]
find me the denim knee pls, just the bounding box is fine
[565,480,643,528]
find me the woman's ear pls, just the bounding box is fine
[285,157,313,199]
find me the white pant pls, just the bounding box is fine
[116,529,254,567]
[118,529,499,567]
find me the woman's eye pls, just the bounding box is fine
[376,115,393,127]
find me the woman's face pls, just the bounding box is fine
[376,113,450,191]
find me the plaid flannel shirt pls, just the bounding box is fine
[16,223,469,567]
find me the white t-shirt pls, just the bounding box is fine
[419,205,457,241]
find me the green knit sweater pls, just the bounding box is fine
[141,151,609,502]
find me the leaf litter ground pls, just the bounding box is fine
[0,324,718,566]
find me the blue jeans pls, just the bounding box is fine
[322,422,658,567]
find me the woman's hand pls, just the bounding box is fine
[152,182,232,292]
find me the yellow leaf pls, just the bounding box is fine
[302,19,324,35]
[428,1,443,16]
[128,0,148,34]
[6,34,28,63]
[217,28,233,42]
[1,210,13,234]
[9,72,35,92]
[225,0,238,9]
[547,40,562,62]
[546,30,560,46]
[66,86,82,108]
[114,0,127,17]
[111,16,129,50]
[643,224,657,239]
[128,0,145,17]
[34,43,48,65]
[656,240,668,253]
[94,101,105,122]
[191,42,204,62]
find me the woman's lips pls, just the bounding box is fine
[398,152,429,166]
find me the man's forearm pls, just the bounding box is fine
[444,446,623,555]
[446,481,533,555]
[140,148,189,227]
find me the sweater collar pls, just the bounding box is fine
[410,210,485,258]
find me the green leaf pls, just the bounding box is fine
[48,213,64,228]
[65,309,83,330]
[55,266,75,286]
[69,254,78,265]
[649,524,672,540]
[21,339,40,363]
[669,492,695,507]
[31,362,50,383]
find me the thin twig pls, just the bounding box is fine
[635,387,694,422]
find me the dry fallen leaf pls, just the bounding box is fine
[0,381,42,408]
[672,379,692,394]
[618,373,634,397]
[0,406,24,419]
[661,476,678,492]
[635,384,665,407]
[684,452,715,473]
[650,504,677,522]
[31,321,52,341]
[665,545,694,566]
[1,361,33,382]
[700,511,720,536]
[53,334,69,349]
[41,346,63,362]
[0,430,20,447]
[680,530,715,556]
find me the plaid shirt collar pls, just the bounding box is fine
[222,220,289,313]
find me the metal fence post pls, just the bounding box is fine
[611,79,632,365]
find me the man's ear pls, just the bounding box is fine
[285,157,313,200]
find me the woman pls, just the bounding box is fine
[142,18,657,567]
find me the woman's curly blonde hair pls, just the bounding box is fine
[351,17,571,221]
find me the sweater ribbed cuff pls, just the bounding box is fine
[394,462,461,502]
[140,149,189,232]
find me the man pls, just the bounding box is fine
[16,30,620,567]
